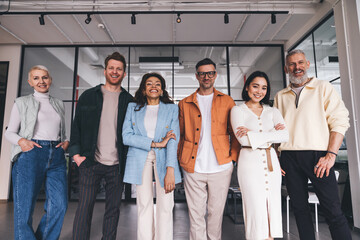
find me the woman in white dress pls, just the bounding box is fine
[230,71,289,240]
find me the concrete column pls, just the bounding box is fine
[333,0,360,229]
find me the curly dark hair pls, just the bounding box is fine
[134,72,173,111]
[242,71,271,105]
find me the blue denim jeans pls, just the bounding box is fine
[12,139,68,240]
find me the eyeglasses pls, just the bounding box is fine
[197,71,216,78]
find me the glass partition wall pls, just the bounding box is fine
[19,44,284,200]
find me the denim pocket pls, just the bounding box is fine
[57,147,65,153]
[22,146,37,153]
[17,146,38,163]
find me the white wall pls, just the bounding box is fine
[0,45,22,200]
[357,0,360,32]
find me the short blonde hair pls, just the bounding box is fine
[28,65,51,80]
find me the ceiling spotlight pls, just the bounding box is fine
[176,13,181,23]
[131,14,136,25]
[97,23,105,29]
[224,13,229,24]
[39,14,45,25]
[85,14,92,24]
[271,13,276,24]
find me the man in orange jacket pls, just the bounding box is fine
[178,58,240,240]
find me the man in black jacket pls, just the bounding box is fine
[69,52,133,240]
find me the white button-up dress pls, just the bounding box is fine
[230,103,289,239]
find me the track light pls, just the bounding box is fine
[271,13,276,24]
[176,13,181,23]
[224,13,229,24]
[131,14,136,25]
[85,14,92,24]
[39,14,45,25]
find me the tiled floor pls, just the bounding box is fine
[0,200,359,240]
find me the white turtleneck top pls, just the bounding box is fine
[5,90,62,145]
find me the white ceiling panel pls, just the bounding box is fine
[0,0,335,45]
[256,14,290,42]
[0,25,24,44]
[175,14,246,43]
[0,15,71,44]
[235,14,270,42]
[48,15,93,43]
[102,14,174,43]
[273,14,315,41]
[72,14,111,43]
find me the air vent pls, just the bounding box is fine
[319,56,339,66]
[328,56,338,63]
[139,56,179,63]
[139,56,183,70]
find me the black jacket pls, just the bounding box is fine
[69,84,133,176]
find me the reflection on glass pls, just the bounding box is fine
[173,46,228,101]
[63,102,72,141]
[228,46,284,101]
[21,47,76,101]
[77,47,130,97]
[128,46,173,96]
[313,16,341,94]
[294,35,316,78]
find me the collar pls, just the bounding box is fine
[185,88,224,103]
[95,84,126,94]
[33,90,50,99]
[146,100,163,108]
[240,102,270,111]
[283,77,317,93]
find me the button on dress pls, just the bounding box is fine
[230,103,289,239]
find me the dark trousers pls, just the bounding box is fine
[72,162,124,240]
[280,151,352,240]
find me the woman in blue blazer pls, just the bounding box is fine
[123,72,181,240]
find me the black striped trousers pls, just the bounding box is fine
[73,162,124,240]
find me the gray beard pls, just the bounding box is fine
[289,72,308,85]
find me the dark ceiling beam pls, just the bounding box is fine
[0,10,289,15]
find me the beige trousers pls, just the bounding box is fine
[183,167,233,240]
[136,151,174,240]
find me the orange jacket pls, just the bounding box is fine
[178,88,240,173]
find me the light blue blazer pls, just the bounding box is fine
[122,101,181,188]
